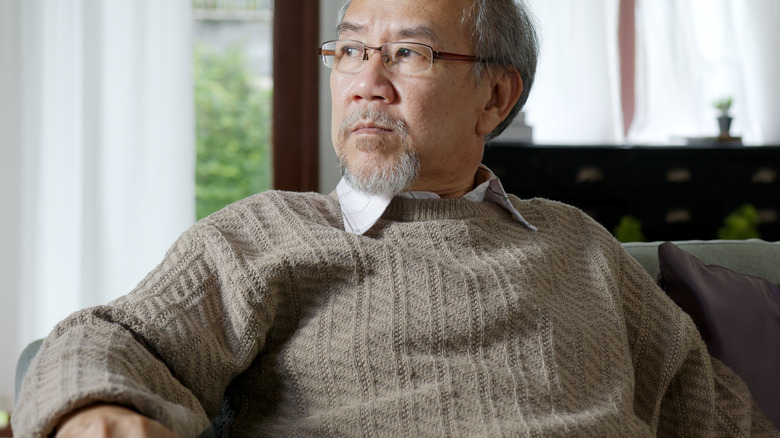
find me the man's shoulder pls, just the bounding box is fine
[223,189,336,210]
[245,189,338,207]
[506,195,618,242]
[506,195,592,221]
[200,190,341,228]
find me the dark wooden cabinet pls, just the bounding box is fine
[482,144,780,241]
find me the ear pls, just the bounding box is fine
[476,67,524,136]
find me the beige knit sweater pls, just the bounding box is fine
[14,191,777,437]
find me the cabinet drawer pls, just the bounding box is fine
[637,200,723,241]
[727,161,780,194]
[480,144,780,241]
[639,160,719,192]
[544,154,635,192]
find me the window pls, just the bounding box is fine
[192,0,274,219]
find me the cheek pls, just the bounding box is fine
[330,76,348,146]
[330,72,352,109]
[407,89,476,138]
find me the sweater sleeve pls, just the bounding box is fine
[614,244,777,437]
[13,211,284,437]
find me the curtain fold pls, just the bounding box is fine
[630,0,780,144]
[730,0,780,143]
[515,0,779,145]
[523,0,624,144]
[0,0,194,410]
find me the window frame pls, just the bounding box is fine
[272,1,320,191]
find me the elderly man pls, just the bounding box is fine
[14,0,776,436]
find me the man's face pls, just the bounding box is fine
[331,0,494,197]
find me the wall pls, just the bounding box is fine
[318,0,342,193]
[0,0,22,412]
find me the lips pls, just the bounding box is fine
[336,109,408,148]
[352,121,393,134]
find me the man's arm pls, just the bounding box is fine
[13,209,282,437]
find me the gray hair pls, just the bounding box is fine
[336,0,539,141]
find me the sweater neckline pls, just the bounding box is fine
[381,196,514,223]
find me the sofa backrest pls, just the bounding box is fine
[623,239,780,284]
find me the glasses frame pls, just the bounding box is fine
[316,39,487,74]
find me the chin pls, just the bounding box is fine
[338,148,421,196]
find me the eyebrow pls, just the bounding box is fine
[398,26,438,44]
[336,22,438,45]
[336,22,364,34]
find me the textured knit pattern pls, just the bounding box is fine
[13,191,778,437]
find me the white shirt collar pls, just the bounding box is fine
[336,164,537,235]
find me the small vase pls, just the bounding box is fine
[718,115,733,139]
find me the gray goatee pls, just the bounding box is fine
[336,109,420,196]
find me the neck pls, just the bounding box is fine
[407,166,488,198]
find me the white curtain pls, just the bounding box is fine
[0,0,194,411]
[630,0,780,144]
[523,0,624,144]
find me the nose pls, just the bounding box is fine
[347,48,397,104]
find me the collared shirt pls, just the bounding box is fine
[336,164,537,235]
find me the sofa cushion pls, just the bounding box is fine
[657,241,780,427]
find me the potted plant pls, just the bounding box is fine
[717,204,761,240]
[713,96,733,139]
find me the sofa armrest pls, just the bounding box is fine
[14,339,42,406]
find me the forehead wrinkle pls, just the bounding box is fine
[337,20,438,45]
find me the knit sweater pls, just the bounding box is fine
[13,191,777,437]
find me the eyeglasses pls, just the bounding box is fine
[316,39,485,75]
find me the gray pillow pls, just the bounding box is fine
[657,241,780,428]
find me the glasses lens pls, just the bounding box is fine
[320,41,338,68]
[328,40,365,72]
[382,43,433,74]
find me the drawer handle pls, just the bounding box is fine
[752,167,777,184]
[575,166,604,183]
[666,167,692,183]
[666,209,692,224]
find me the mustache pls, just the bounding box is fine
[337,109,408,147]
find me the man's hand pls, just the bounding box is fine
[55,403,178,438]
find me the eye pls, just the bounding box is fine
[340,44,363,58]
[394,46,423,59]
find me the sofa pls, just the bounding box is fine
[15,239,780,435]
[625,239,780,429]
[622,239,780,285]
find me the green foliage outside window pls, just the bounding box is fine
[194,44,272,220]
